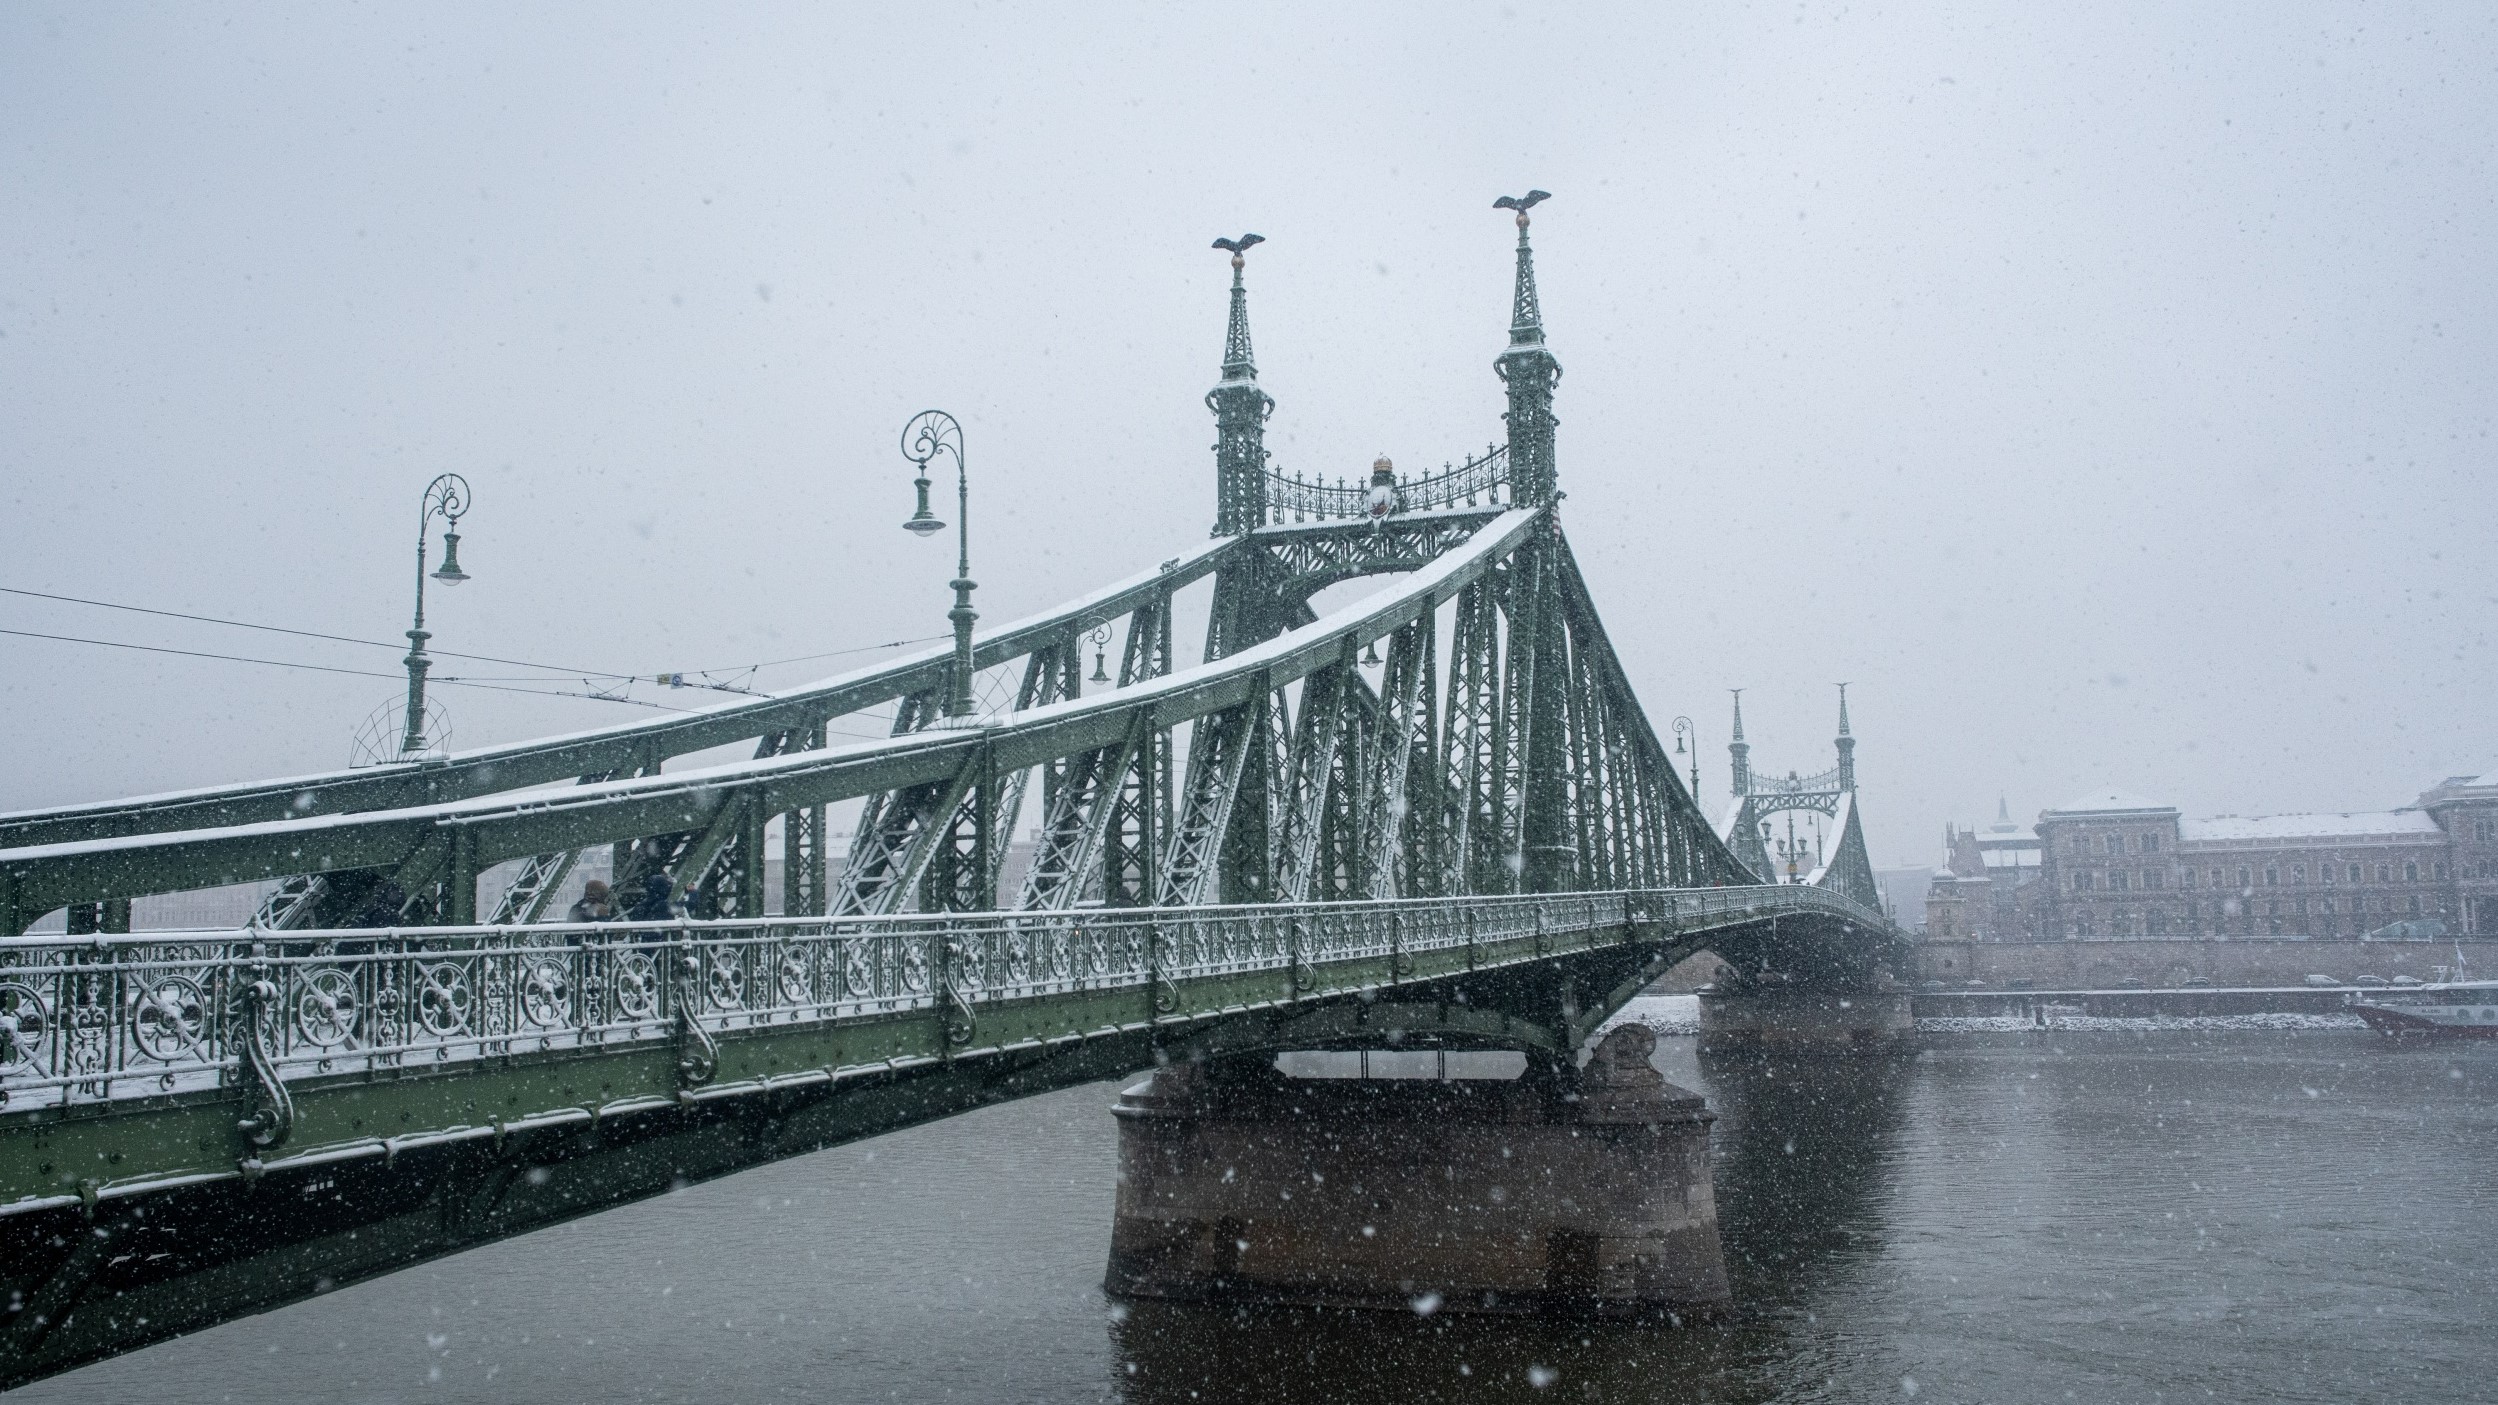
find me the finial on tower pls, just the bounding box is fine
[1834,682,1857,793]
[1491,190,1551,347]
[1727,687,1751,798]
[1491,191,1560,504]
[1207,234,1274,537]
[1210,233,1265,383]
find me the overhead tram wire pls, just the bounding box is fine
[5,624,922,746]
[0,584,627,679]
[0,583,953,694]
[0,627,690,711]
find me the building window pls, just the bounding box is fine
[2264,866,2279,887]
[2291,863,2305,885]
[2110,871,2130,892]
[2477,818,2496,842]
[2321,863,2336,885]
[2376,863,2391,883]
[2073,872,2095,893]
[2404,861,2419,883]
[2147,912,2168,935]
[2407,895,2422,915]
[2349,863,2363,883]
[2182,867,2198,889]
[2431,862,2446,881]
[2238,866,2253,889]
[2144,869,2165,890]
[2102,834,2120,856]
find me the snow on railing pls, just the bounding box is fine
[0,884,1879,1113]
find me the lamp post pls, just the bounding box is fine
[401,473,472,755]
[1672,715,1699,804]
[899,410,976,719]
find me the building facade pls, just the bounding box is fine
[1924,800,2043,941]
[1927,770,2498,941]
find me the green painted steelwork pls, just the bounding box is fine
[0,884,1888,1388]
[0,194,1916,1387]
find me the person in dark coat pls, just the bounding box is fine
[350,878,409,930]
[623,872,676,923]
[566,879,615,924]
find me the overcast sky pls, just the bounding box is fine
[3,2,2491,867]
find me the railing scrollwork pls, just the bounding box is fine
[0,884,1890,1117]
[1265,445,1509,524]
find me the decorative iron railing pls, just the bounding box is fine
[1747,765,1845,798]
[0,885,1877,1113]
[1264,444,1510,524]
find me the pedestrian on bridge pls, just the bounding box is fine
[566,879,615,925]
[624,872,676,923]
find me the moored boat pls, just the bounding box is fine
[2348,979,2498,1039]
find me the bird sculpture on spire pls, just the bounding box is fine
[1492,190,1551,222]
[1211,233,1265,267]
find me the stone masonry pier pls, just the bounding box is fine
[1104,1026,1729,1317]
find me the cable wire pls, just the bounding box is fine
[0,627,688,710]
[0,584,949,682]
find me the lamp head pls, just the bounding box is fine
[903,474,946,535]
[430,529,470,585]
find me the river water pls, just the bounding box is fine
[20,1016,2497,1404]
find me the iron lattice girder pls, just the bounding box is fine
[1250,508,1502,607]
[0,538,1245,855]
[2,504,1823,930]
[0,513,1541,922]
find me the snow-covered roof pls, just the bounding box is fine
[1980,849,2038,869]
[2043,787,2174,817]
[2179,810,2441,844]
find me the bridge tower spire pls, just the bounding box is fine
[1493,190,1560,504]
[1727,688,1751,798]
[1834,682,1856,792]
[1207,234,1273,537]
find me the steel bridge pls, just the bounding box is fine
[0,202,1902,1386]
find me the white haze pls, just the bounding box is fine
[2,2,2491,867]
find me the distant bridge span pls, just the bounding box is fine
[0,206,1902,1386]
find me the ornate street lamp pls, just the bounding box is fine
[401,473,472,756]
[1672,715,1699,803]
[898,410,977,719]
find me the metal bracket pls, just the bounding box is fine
[234,949,294,1151]
[939,929,977,1050]
[672,944,717,1088]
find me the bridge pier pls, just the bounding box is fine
[1104,1025,1729,1317]
[1696,979,1914,1054]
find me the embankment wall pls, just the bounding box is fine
[1914,938,2498,989]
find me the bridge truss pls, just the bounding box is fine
[0,199,1903,1386]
